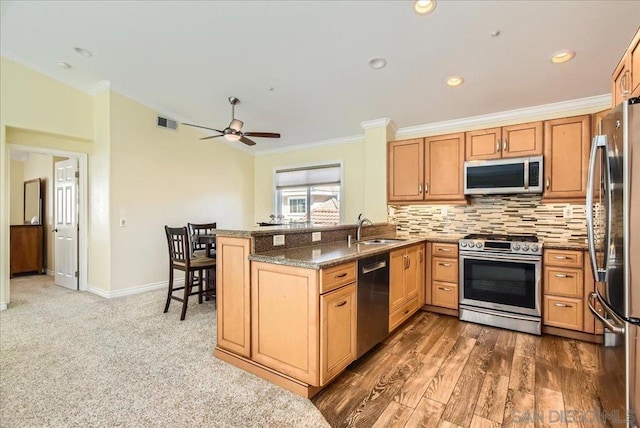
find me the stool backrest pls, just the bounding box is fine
[187,222,217,256]
[165,226,190,266]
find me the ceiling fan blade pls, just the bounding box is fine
[243,132,281,138]
[200,134,224,141]
[239,136,257,146]
[183,123,224,133]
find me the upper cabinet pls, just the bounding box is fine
[388,133,465,204]
[612,27,640,107]
[542,115,591,201]
[465,121,543,161]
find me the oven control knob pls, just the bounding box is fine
[513,243,521,250]
[522,244,530,251]
[475,242,482,248]
[531,244,539,252]
[460,241,467,247]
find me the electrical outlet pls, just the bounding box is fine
[441,207,448,217]
[312,232,321,242]
[120,218,127,227]
[563,206,573,219]
[273,235,285,246]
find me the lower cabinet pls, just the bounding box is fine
[250,260,357,388]
[426,243,459,312]
[389,243,424,332]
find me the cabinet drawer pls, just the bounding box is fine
[432,258,458,283]
[432,281,458,310]
[544,296,583,331]
[544,250,583,268]
[432,243,458,258]
[321,262,357,294]
[389,296,419,332]
[544,267,583,298]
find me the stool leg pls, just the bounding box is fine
[164,267,173,313]
[180,270,190,321]
[198,269,204,304]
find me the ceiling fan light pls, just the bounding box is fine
[224,133,241,141]
[230,119,244,131]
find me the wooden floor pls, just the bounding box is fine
[312,311,605,428]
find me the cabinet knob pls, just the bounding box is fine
[554,273,573,278]
[545,177,550,190]
[419,183,422,194]
[438,248,451,252]
[620,70,630,96]
[425,183,429,194]
[335,300,347,307]
[496,140,500,153]
[503,138,508,152]
[438,286,452,291]
[554,302,572,308]
[439,263,452,267]
[335,272,348,278]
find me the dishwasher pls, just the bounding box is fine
[357,253,390,358]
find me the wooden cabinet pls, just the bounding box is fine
[542,115,591,201]
[320,283,357,385]
[542,249,603,338]
[612,27,640,106]
[216,236,252,357]
[465,122,542,161]
[428,243,459,311]
[387,133,465,203]
[389,243,424,331]
[10,225,44,277]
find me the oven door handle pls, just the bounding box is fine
[459,252,541,263]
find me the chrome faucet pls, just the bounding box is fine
[356,213,372,241]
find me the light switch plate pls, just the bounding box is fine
[440,207,448,217]
[273,235,285,246]
[312,232,321,242]
[563,206,573,219]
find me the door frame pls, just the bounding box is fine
[7,144,88,292]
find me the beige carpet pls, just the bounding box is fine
[0,275,330,427]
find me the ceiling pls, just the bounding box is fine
[1,1,639,153]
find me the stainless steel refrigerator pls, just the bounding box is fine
[587,97,640,428]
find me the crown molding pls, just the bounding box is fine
[255,134,363,157]
[396,94,611,139]
[85,79,111,95]
[360,118,392,130]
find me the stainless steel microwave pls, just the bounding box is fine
[463,155,543,195]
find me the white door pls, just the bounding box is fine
[54,158,78,290]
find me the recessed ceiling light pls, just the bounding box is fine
[369,58,387,70]
[74,47,93,57]
[550,49,575,64]
[414,0,436,15]
[446,76,464,87]
[57,61,72,69]
[491,30,501,37]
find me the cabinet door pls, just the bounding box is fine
[417,244,426,307]
[630,28,640,97]
[251,262,319,385]
[389,248,406,312]
[424,132,465,201]
[216,236,252,357]
[465,128,501,160]
[501,121,543,158]
[320,284,356,386]
[404,245,420,302]
[543,115,591,201]
[612,55,630,107]
[388,139,424,202]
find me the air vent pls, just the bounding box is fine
[157,115,178,131]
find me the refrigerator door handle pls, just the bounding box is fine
[588,292,625,334]
[586,135,608,282]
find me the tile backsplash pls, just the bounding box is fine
[389,195,587,243]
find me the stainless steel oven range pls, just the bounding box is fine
[458,233,542,335]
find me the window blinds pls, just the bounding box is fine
[275,164,341,189]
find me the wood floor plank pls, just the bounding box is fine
[536,334,560,364]
[535,360,562,392]
[312,370,368,427]
[509,353,535,395]
[423,336,476,404]
[559,367,607,428]
[403,397,445,428]
[502,389,535,428]
[486,350,513,377]
[470,415,501,428]
[461,322,483,338]
[394,356,442,408]
[371,401,414,428]
[575,341,598,373]
[474,373,510,424]
[514,333,538,357]
[535,387,566,428]
[558,339,584,370]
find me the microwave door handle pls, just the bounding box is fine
[586,135,607,282]
[523,159,529,190]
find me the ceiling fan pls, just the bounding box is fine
[183,97,281,146]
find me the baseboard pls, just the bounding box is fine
[0,302,7,311]
[87,278,184,299]
[46,270,54,276]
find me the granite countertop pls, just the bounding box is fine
[541,240,588,250]
[214,222,384,238]
[249,236,428,269]
[398,232,464,244]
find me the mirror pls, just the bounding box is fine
[24,178,42,225]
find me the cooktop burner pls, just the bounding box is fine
[463,233,539,243]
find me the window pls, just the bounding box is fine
[275,163,342,225]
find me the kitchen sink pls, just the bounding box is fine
[359,238,406,245]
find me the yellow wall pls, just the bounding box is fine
[9,159,24,225]
[108,91,255,291]
[254,141,365,225]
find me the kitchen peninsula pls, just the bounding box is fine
[213,222,429,398]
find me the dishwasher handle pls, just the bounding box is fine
[362,261,387,274]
